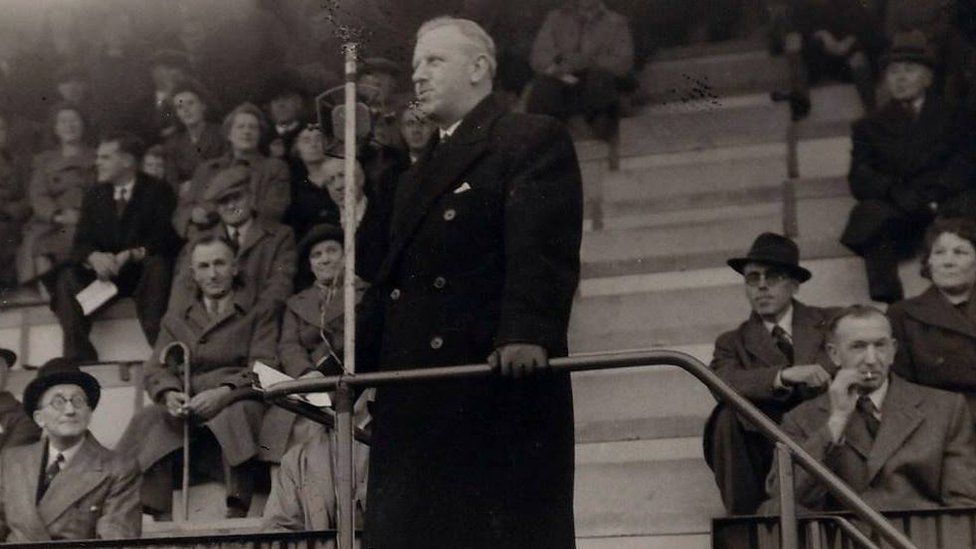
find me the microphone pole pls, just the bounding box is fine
[336,40,358,549]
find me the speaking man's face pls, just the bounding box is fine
[412,26,478,124]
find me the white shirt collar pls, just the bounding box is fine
[439,119,463,140]
[47,437,85,468]
[203,292,233,317]
[762,304,794,338]
[114,178,136,201]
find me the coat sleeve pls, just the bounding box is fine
[257,229,297,312]
[27,159,58,222]
[3,412,41,448]
[887,304,919,383]
[256,159,291,223]
[95,456,142,539]
[711,331,790,403]
[143,182,179,257]
[143,321,184,402]
[261,447,308,532]
[765,410,838,510]
[940,394,976,506]
[278,306,315,378]
[848,120,897,201]
[529,11,561,74]
[173,162,211,238]
[70,187,99,264]
[494,118,582,355]
[223,306,281,389]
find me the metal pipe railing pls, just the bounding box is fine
[265,348,917,549]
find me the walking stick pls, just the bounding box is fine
[161,341,192,522]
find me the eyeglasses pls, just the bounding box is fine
[43,394,90,412]
[744,271,791,287]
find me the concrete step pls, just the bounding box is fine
[571,255,930,354]
[640,49,789,102]
[575,438,723,537]
[578,534,710,549]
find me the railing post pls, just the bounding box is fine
[335,381,355,549]
[807,519,824,549]
[777,442,799,549]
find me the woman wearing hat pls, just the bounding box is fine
[889,218,976,420]
[0,358,141,541]
[284,125,340,242]
[162,79,227,193]
[259,223,366,463]
[17,103,95,287]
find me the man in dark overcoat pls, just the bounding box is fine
[362,16,582,549]
[841,31,976,303]
[115,236,278,519]
[0,348,40,451]
[52,132,180,361]
[703,233,837,514]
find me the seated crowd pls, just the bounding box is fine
[2,0,976,544]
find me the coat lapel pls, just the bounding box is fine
[741,314,790,368]
[38,435,108,526]
[902,287,976,339]
[289,287,327,329]
[866,377,924,484]
[199,293,248,338]
[380,95,504,280]
[235,219,267,258]
[11,442,51,540]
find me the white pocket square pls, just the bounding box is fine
[453,182,472,194]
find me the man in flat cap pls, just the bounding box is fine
[53,132,180,361]
[168,165,296,315]
[0,358,141,541]
[704,232,838,514]
[0,348,40,451]
[841,31,976,303]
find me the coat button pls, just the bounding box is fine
[443,209,456,221]
[430,336,443,349]
[390,289,401,300]
[433,276,446,289]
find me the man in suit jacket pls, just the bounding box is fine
[0,348,40,451]
[704,232,838,514]
[0,358,141,542]
[115,236,277,519]
[52,132,180,361]
[362,17,582,549]
[765,305,976,511]
[841,32,976,303]
[168,166,296,314]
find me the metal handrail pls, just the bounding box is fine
[265,348,917,549]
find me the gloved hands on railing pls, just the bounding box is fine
[489,344,549,379]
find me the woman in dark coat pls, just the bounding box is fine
[259,224,366,463]
[282,126,339,242]
[163,79,227,193]
[889,217,976,418]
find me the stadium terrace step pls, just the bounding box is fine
[639,49,789,103]
[575,439,723,538]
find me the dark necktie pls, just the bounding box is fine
[771,325,794,365]
[857,396,880,438]
[115,189,128,216]
[37,453,64,502]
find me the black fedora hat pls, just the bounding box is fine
[882,30,938,69]
[727,232,811,283]
[22,358,101,415]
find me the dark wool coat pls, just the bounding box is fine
[0,392,40,451]
[362,94,582,549]
[889,286,976,418]
[163,123,228,188]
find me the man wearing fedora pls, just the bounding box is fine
[704,232,838,514]
[841,30,976,303]
[0,348,40,451]
[0,358,141,542]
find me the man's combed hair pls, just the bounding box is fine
[100,131,147,161]
[826,304,888,340]
[191,233,235,255]
[416,16,497,78]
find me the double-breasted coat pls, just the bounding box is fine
[362,94,582,549]
[765,375,976,511]
[704,301,838,513]
[17,150,95,282]
[0,434,142,542]
[116,292,278,471]
[889,286,976,418]
[173,151,291,238]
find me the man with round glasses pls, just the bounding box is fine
[703,232,838,514]
[0,358,140,541]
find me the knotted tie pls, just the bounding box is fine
[37,453,64,502]
[115,188,128,216]
[771,325,794,365]
[857,396,880,438]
